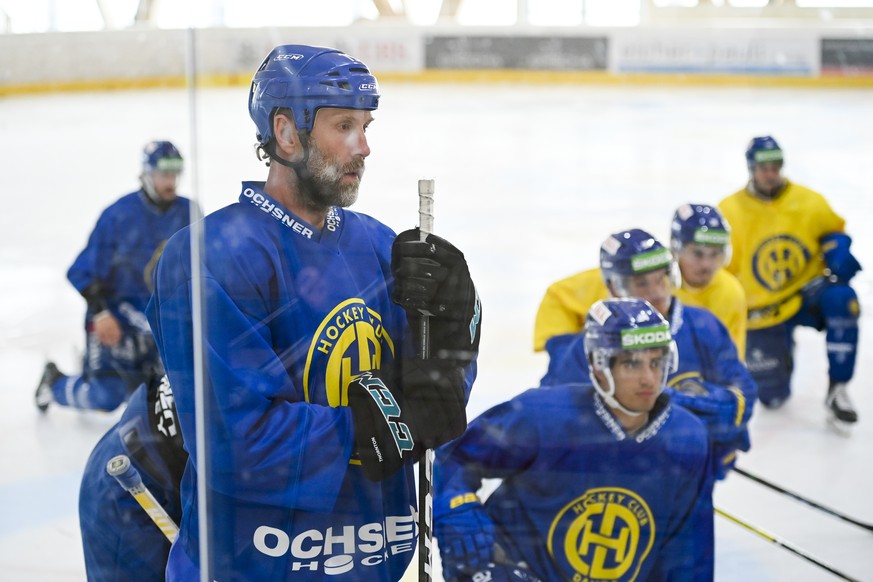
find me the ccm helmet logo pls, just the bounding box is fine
[274,53,304,61]
[622,330,670,347]
[359,83,377,90]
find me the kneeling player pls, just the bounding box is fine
[434,298,714,582]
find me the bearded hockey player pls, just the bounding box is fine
[435,298,714,582]
[146,44,481,581]
[719,136,861,423]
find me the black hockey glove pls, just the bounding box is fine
[347,358,467,482]
[81,281,110,314]
[391,229,482,364]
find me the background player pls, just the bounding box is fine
[35,141,193,413]
[435,298,714,582]
[542,229,757,480]
[146,44,482,581]
[719,136,861,423]
[671,203,747,359]
[79,375,186,582]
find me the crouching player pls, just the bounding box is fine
[434,298,714,582]
[542,229,756,481]
[79,374,186,581]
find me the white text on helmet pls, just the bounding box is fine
[620,326,671,348]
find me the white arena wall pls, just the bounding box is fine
[3,22,873,94]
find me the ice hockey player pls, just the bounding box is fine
[435,298,714,582]
[79,374,186,582]
[671,203,747,359]
[541,229,757,480]
[146,44,482,581]
[35,141,193,413]
[719,136,861,423]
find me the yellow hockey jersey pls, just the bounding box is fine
[719,180,846,329]
[674,269,748,359]
[533,267,608,352]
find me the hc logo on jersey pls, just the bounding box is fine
[548,487,654,581]
[752,235,811,292]
[304,298,396,407]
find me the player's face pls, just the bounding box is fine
[610,348,669,413]
[623,270,672,316]
[678,243,725,288]
[305,108,373,209]
[752,161,783,196]
[150,170,179,202]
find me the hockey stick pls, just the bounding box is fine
[716,507,859,581]
[417,178,435,581]
[734,467,873,533]
[106,454,180,543]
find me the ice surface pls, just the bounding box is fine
[1,82,871,581]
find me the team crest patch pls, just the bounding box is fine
[547,487,655,581]
[752,235,811,292]
[304,298,395,407]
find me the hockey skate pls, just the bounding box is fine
[34,362,62,413]
[825,382,858,425]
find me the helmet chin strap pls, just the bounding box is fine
[264,134,323,195]
[590,369,645,417]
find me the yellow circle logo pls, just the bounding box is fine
[752,235,811,292]
[304,298,395,406]
[548,487,654,581]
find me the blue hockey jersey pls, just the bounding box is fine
[147,182,476,581]
[68,190,192,321]
[434,384,714,581]
[541,298,757,481]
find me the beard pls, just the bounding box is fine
[298,139,365,210]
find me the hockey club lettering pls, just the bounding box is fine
[252,511,417,574]
[242,187,315,239]
[548,487,655,581]
[304,298,396,407]
[619,325,671,349]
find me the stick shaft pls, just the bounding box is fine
[417,178,435,581]
[716,508,859,581]
[107,454,180,543]
[734,467,873,532]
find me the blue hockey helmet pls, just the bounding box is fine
[745,135,783,170]
[600,228,678,297]
[248,45,381,146]
[142,140,183,174]
[670,203,731,257]
[584,298,677,415]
